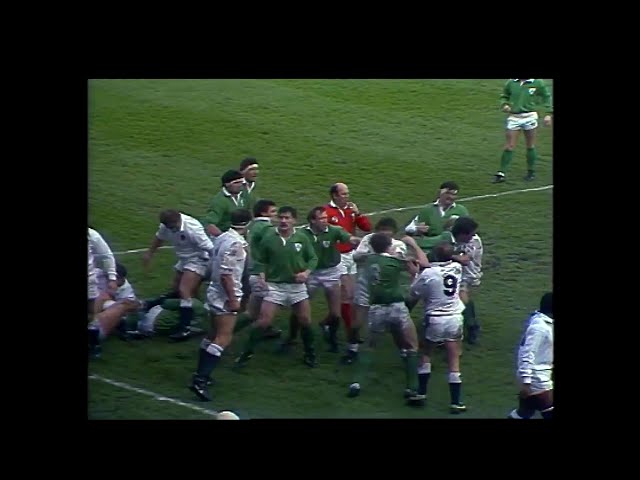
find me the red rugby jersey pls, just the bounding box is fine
[324,201,372,253]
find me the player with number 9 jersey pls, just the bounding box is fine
[409,260,464,342]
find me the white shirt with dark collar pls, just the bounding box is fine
[156,213,214,261]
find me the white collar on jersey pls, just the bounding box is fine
[533,310,554,324]
[511,79,535,83]
[254,216,272,222]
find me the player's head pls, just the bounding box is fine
[115,262,128,287]
[330,182,350,208]
[230,209,252,236]
[370,232,392,254]
[239,157,259,182]
[254,199,277,221]
[278,206,297,231]
[159,209,182,232]
[539,292,553,318]
[221,169,245,194]
[374,217,398,237]
[431,242,454,262]
[438,181,460,208]
[451,216,478,244]
[308,206,328,230]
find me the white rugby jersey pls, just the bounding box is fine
[517,311,554,386]
[88,228,117,281]
[353,233,408,261]
[156,213,214,261]
[458,234,483,285]
[409,261,464,316]
[96,269,137,301]
[208,228,248,299]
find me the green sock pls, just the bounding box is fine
[162,298,206,316]
[233,312,254,333]
[526,147,537,172]
[289,313,300,341]
[243,326,264,354]
[404,351,419,392]
[467,299,477,328]
[499,150,513,173]
[300,325,315,354]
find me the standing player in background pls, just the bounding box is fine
[344,218,429,364]
[405,181,469,253]
[235,206,319,367]
[142,210,213,342]
[493,79,553,183]
[282,206,360,353]
[202,170,247,238]
[239,157,259,213]
[508,292,554,419]
[407,243,467,413]
[189,209,252,401]
[325,183,372,343]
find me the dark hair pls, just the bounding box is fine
[240,157,257,171]
[221,169,244,185]
[375,217,398,232]
[231,209,252,227]
[451,216,478,237]
[439,181,460,192]
[430,242,454,262]
[370,232,392,254]
[329,184,340,195]
[159,209,181,225]
[116,262,128,279]
[278,206,297,219]
[539,292,553,316]
[253,199,276,218]
[307,206,326,222]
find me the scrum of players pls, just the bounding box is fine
[88,159,553,418]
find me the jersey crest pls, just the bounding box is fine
[322,240,330,248]
[294,243,302,252]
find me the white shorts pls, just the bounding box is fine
[206,286,241,316]
[174,258,209,278]
[307,266,341,295]
[264,282,308,307]
[353,278,369,307]
[337,252,357,276]
[424,313,464,343]
[506,112,538,131]
[368,302,412,334]
[249,275,269,299]
[88,275,99,300]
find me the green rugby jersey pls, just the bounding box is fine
[299,225,351,270]
[364,253,407,305]
[202,188,247,233]
[406,202,469,250]
[255,228,318,283]
[501,79,553,115]
[247,217,274,275]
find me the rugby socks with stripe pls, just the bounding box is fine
[448,371,462,405]
[404,351,419,392]
[196,339,223,379]
[178,299,194,330]
[417,362,431,395]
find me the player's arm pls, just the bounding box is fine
[354,213,372,232]
[452,253,471,265]
[401,235,430,268]
[537,80,553,116]
[303,237,318,272]
[405,271,428,312]
[143,225,167,270]
[405,210,430,235]
[353,235,372,264]
[500,80,512,112]
[219,241,242,311]
[336,226,360,247]
[518,325,544,393]
[90,230,117,282]
[192,221,215,256]
[202,198,225,237]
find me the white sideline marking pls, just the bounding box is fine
[111,184,553,256]
[89,374,219,418]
